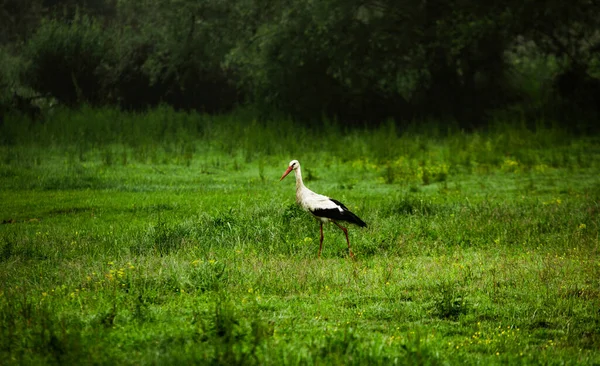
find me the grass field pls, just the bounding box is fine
[1,107,599,364]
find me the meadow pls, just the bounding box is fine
[0,107,599,364]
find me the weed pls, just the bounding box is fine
[431,281,469,320]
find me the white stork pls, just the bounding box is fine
[280,159,367,258]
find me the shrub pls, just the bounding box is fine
[99,0,240,112]
[23,14,108,106]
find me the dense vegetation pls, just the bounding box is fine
[1,0,600,127]
[1,109,599,364]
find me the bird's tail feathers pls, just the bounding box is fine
[345,211,367,228]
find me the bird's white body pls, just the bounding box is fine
[280,159,366,258]
[292,164,342,223]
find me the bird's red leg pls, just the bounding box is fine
[319,222,324,258]
[333,222,355,258]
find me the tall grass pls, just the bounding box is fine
[2,106,598,185]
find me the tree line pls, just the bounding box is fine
[1,0,599,128]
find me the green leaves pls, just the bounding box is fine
[5,0,600,127]
[23,14,107,106]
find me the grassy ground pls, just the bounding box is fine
[1,107,599,364]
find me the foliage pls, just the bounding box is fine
[4,0,600,127]
[516,0,600,125]
[23,14,107,106]
[102,0,240,111]
[18,1,241,111]
[0,46,21,114]
[227,0,599,125]
[0,0,44,45]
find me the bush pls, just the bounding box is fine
[9,0,600,128]
[228,0,518,126]
[0,47,22,115]
[23,14,108,106]
[99,0,240,112]
[0,47,46,125]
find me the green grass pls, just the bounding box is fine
[1,107,599,364]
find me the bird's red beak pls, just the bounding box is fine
[280,166,293,181]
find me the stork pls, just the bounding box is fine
[280,160,367,258]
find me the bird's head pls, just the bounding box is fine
[280,160,299,181]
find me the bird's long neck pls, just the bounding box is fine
[294,166,307,198]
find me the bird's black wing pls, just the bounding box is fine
[311,199,367,227]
